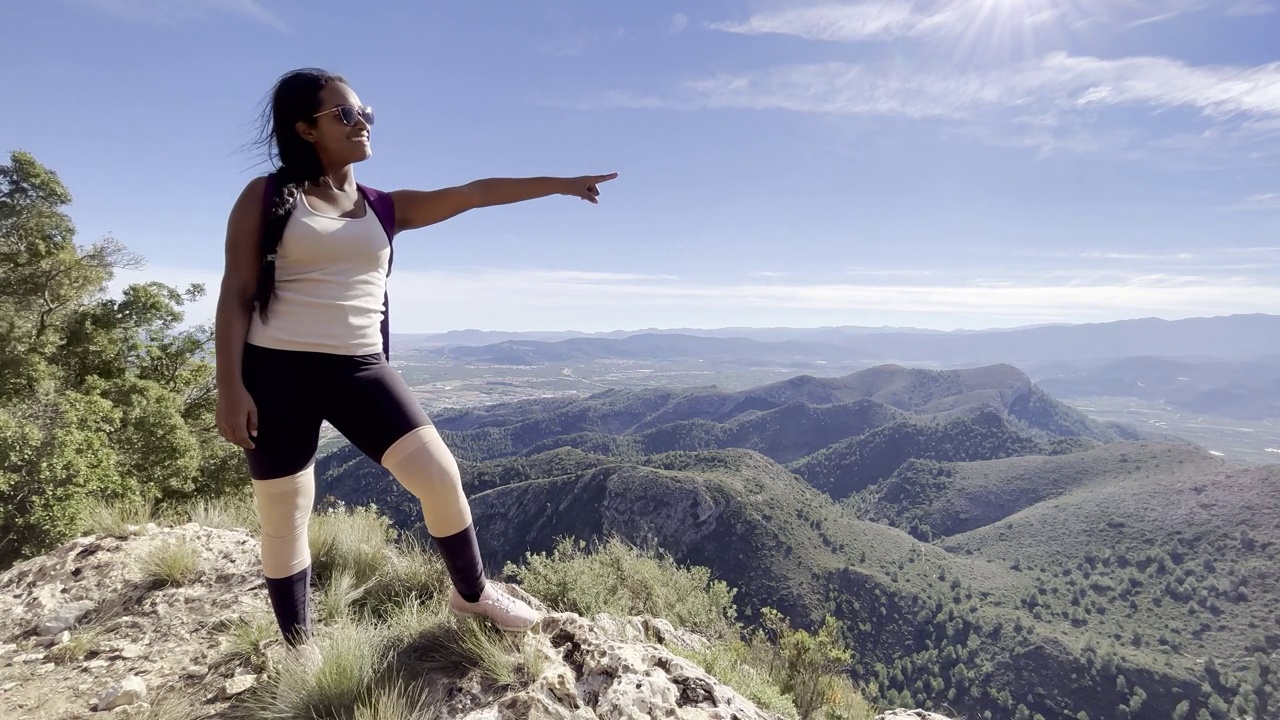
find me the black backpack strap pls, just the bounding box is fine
[357,183,398,361]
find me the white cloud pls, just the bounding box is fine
[680,53,1280,120]
[1127,9,1191,26]
[1224,245,1280,252]
[385,267,1280,329]
[112,263,1280,334]
[71,0,285,29]
[1240,192,1280,210]
[709,2,921,42]
[708,0,1261,43]
[670,13,690,34]
[1226,0,1276,15]
[1076,251,1197,260]
[581,9,1280,162]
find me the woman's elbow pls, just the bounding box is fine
[217,274,257,313]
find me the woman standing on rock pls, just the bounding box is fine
[213,67,616,650]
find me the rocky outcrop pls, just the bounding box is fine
[0,523,952,720]
[0,523,269,718]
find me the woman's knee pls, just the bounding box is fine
[380,425,472,536]
[252,463,315,578]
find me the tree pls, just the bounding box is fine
[0,152,142,398]
[0,150,247,568]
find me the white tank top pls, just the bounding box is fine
[246,193,390,355]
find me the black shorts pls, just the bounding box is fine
[241,342,432,479]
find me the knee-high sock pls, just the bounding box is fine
[252,464,316,645]
[381,425,486,601]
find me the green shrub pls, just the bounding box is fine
[245,619,389,720]
[669,640,801,720]
[181,492,259,533]
[137,536,201,587]
[310,505,396,587]
[83,496,155,538]
[358,534,451,620]
[503,535,739,640]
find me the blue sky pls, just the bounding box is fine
[4,0,1279,333]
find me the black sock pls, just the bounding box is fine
[433,523,486,602]
[264,564,311,646]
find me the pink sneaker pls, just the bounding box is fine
[449,583,539,632]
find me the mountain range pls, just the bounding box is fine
[394,313,1280,367]
[315,363,1279,720]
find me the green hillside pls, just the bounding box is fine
[942,451,1280,662]
[854,442,1222,540]
[317,443,1259,719]
[790,408,1099,500]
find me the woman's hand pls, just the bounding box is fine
[216,383,259,449]
[561,173,618,204]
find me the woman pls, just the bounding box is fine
[214,67,616,650]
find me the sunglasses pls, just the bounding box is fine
[313,104,375,127]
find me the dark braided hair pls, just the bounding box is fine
[249,68,346,323]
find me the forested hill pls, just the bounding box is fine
[425,363,1135,463]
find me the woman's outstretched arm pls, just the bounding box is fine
[389,172,617,234]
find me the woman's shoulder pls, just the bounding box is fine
[228,174,276,218]
[235,173,270,194]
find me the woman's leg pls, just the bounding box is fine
[325,354,537,631]
[241,344,325,647]
[379,424,485,599]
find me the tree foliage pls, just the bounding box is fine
[0,150,246,567]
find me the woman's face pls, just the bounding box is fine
[297,81,374,167]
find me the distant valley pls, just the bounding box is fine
[1029,355,1280,420]
[370,314,1280,465]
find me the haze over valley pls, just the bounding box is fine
[340,314,1280,466]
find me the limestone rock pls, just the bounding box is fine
[182,665,209,678]
[590,613,709,652]
[0,525,268,718]
[451,612,780,720]
[219,673,258,699]
[97,674,147,711]
[118,643,145,659]
[38,599,96,636]
[876,710,955,720]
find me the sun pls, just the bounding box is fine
[927,0,1145,65]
